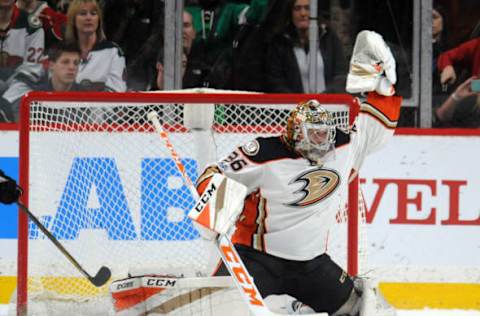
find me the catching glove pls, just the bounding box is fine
[346,30,397,96]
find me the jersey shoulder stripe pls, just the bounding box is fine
[239,136,301,163]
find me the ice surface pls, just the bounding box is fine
[1,304,480,316]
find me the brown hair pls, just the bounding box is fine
[65,0,105,43]
[48,42,81,62]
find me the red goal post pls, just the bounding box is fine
[17,91,362,315]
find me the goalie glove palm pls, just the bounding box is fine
[346,30,397,96]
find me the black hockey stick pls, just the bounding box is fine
[17,202,111,287]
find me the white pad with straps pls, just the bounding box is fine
[188,173,247,235]
[264,294,318,315]
[110,275,236,316]
[346,30,397,96]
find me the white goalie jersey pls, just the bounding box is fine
[197,92,402,261]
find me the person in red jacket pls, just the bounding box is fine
[16,0,67,49]
[438,37,480,88]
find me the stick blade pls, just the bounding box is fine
[90,266,111,287]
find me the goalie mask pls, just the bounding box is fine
[284,100,336,163]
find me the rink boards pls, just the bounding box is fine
[0,128,479,309]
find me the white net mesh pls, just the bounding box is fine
[17,92,362,315]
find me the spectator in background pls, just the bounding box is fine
[0,42,82,122]
[438,37,480,89]
[128,10,195,91]
[470,20,480,39]
[154,48,188,91]
[183,0,268,89]
[227,0,288,92]
[265,0,347,93]
[352,0,413,100]
[183,10,196,56]
[16,0,67,49]
[435,76,480,127]
[432,3,450,100]
[0,0,44,97]
[54,0,70,13]
[102,0,163,61]
[65,0,126,92]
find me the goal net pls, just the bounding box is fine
[16,91,363,315]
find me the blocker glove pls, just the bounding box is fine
[346,30,397,96]
[0,170,22,204]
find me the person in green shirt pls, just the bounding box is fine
[183,0,268,89]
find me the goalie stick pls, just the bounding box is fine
[147,111,328,316]
[17,202,111,287]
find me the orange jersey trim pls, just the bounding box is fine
[364,92,402,122]
[361,109,397,129]
[232,190,267,252]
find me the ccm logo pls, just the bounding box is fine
[193,183,217,213]
[220,244,263,306]
[145,278,177,287]
[116,281,134,290]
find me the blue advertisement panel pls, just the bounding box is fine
[0,157,19,239]
[0,156,201,241]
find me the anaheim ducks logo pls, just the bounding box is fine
[285,168,340,207]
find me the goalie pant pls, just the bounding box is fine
[196,92,402,313]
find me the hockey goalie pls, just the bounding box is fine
[110,30,401,316]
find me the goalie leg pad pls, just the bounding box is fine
[110,275,180,315]
[110,276,155,315]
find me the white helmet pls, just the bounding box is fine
[284,100,336,163]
